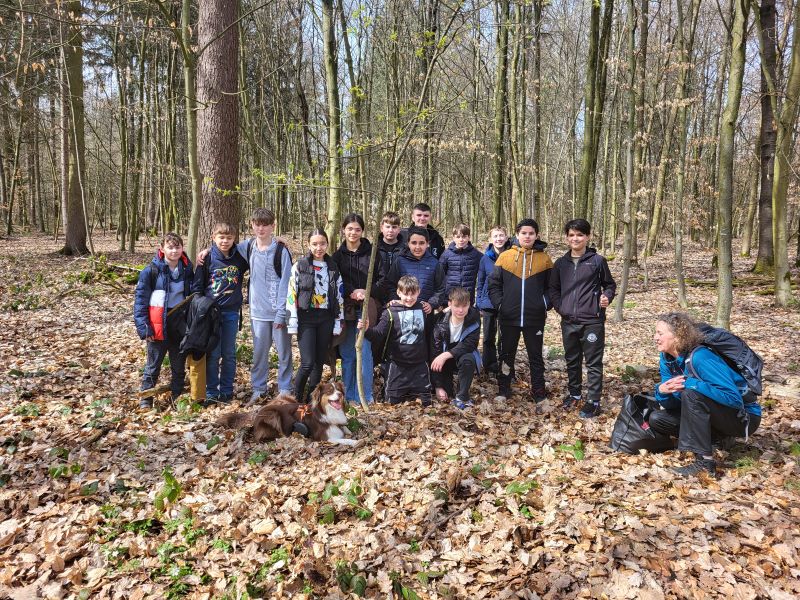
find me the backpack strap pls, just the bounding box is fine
[381,309,394,362]
[274,242,286,278]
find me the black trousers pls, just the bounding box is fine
[295,310,335,403]
[677,389,760,456]
[481,311,500,373]
[432,353,477,402]
[498,321,545,396]
[561,320,605,401]
[648,407,682,437]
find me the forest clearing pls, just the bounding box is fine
[0,232,798,599]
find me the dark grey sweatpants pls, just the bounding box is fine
[561,320,605,401]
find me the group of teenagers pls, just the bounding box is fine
[134,203,763,477]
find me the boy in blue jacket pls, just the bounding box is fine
[192,222,249,404]
[439,224,483,303]
[475,226,511,374]
[134,232,194,409]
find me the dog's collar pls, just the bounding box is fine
[295,404,312,421]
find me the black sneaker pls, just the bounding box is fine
[579,401,601,418]
[673,454,717,477]
[497,384,512,400]
[139,398,153,409]
[562,395,581,410]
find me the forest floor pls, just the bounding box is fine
[1,231,799,600]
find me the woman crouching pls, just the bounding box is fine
[651,312,761,477]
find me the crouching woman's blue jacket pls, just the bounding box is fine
[655,346,761,417]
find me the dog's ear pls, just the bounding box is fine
[335,380,345,396]
[310,383,323,406]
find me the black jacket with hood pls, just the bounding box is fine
[332,238,384,310]
[488,240,554,327]
[548,247,616,324]
[399,224,446,260]
[432,306,481,363]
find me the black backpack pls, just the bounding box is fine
[686,323,764,396]
[247,238,288,278]
[245,239,290,304]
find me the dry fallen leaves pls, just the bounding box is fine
[0,233,799,599]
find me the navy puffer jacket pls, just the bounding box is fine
[380,246,446,308]
[134,250,194,339]
[439,242,483,302]
[476,241,511,311]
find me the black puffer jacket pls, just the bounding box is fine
[377,235,403,283]
[432,306,481,361]
[332,239,383,310]
[549,247,616,324]
[180,295,220,359]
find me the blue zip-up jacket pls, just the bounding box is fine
[476,241,511,311]
[655,347,761,416]
[134,250,194,339]
[380,246,446,308]
[192,242,249,311]
[439,242,483,302]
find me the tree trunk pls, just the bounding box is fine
[491,0,510,226]
[531,0,544,221]
[197,0,240,243]
[754,0,777,273]
[716,0,749,328]
[614,0,638,323]
[771,2,800,305]
[59,0,91,255]
[322,0,342,243]
[740,141,760,257]
[576,0,601,219]
[182,0,202,259]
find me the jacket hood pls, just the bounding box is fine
[447,241,476,254]
[400,245,433,261]
[508,239,548,256]
[210,242,243,263]
[154,249,190,267]
[560,246,597,262]
[435,305,481,329]
[485,240,512,260]
[378,234,402,251]
[336,238,373,257]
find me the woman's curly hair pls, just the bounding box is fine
[657,312,705,355]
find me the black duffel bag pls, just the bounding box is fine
[609,394,675,455]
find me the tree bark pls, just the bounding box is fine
[771,1,800,305]
[577,0,601,219]
[59,0,91,255]
[197,0,240,243]
[715,0,749,328]
[754,0,777,273]
[322,0,342,243]
[491,0,510,226]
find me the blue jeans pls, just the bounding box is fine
[207,309,239,398]
[340,319,373,403]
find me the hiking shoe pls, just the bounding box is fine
[579,401,601,418]
[562,395,581,410]
[139,398,153,409]
[497,384,512,400]
[673,454,717,478]
[421,396,433,408]
[250,390,265,403]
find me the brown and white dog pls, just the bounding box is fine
[217,381,357,446]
